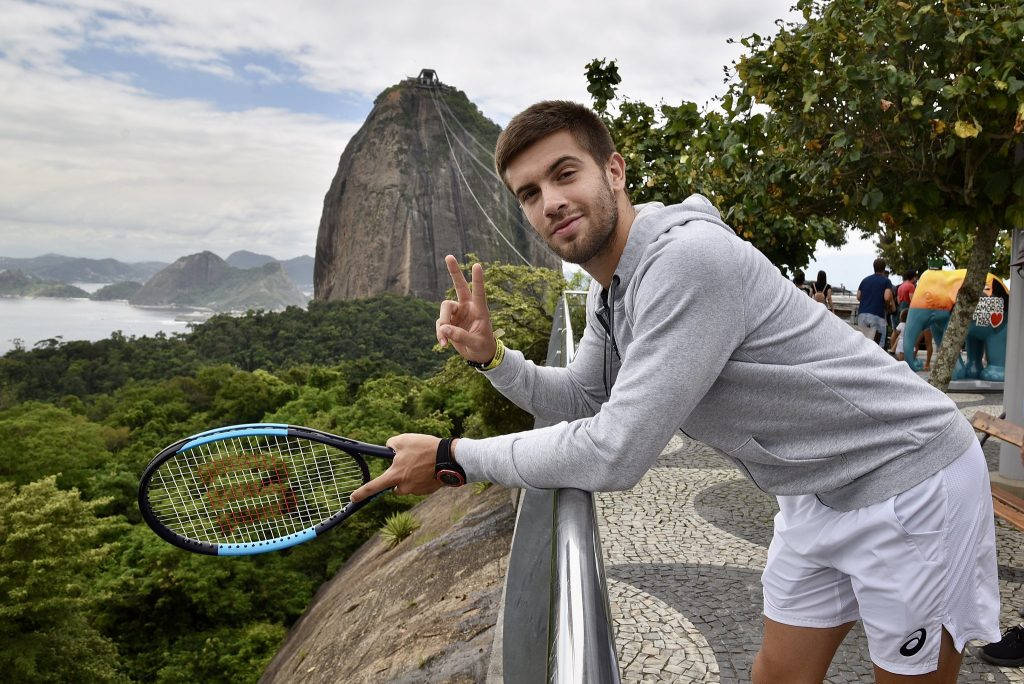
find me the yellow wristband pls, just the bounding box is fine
[482,338,505,371]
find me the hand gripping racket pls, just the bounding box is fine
[138,423,394,556]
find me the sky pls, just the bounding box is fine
[0,0,879,289]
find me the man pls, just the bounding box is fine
[351,101,999,681]
[857,258,896,346]
[897,269,918,313]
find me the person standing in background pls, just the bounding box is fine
[889,308,909,360]
[896,269,932,370]
[810,270,833,312]
[897,270,917,314]
[885,269,900,341]
[793,269,812,296]
[857,258,895,345]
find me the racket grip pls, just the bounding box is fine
[343,487,393,515]
[316,488,395,535]
[362,445,396,459]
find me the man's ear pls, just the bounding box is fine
[606,152,627,191]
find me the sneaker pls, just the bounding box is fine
[979,625,1024,667]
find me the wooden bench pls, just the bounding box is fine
[971,411,1024,530]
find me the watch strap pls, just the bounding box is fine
[435,437,466,487]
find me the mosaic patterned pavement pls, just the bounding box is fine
[596,392,1024,682]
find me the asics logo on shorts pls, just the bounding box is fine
[899,628,927,657]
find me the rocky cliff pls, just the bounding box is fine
[131,251,308,312]
[315,75,560,302]
[260,484,515,683]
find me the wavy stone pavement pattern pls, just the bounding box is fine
[596,393,1024,683]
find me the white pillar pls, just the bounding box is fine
[999,228,1024,479]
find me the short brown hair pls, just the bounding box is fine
[494,101,616,188]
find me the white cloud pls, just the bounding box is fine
[0,59,356,261]
[10,0,798,110]
[244,63,285,85]
[0,0,800,261]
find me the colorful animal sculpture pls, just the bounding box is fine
[902,269,1009,381]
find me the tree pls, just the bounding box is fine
[876,222,1015,280]
[279,373,453,446]
[585,59,847,272]
[0,402,123,497]
[732,0,1024,388]
[0,477,127,682]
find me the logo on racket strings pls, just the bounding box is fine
[196,452,298,537]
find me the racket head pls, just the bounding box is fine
[138,425,390,556]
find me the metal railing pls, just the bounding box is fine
[500,291,620,683]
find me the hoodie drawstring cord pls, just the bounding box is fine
[602,275,620,397]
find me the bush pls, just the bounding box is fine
[380,511,421,549]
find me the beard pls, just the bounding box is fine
[545,180,618,265]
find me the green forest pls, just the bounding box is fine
[0,260,565,683]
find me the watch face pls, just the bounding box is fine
[437,470,465,487]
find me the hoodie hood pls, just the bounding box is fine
[612,194,736,291]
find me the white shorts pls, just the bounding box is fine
[762,439,1001,675]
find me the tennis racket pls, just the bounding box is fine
[138,423,394,556]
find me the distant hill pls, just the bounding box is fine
[0,254,166,283]
[0,269,90,298]
[225,250,276,269]
[226,251,314,292]
[131,252,308,312]
[90,281,143,301]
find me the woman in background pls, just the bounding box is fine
[810,270,834,312]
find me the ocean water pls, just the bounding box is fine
[0,295,203,354]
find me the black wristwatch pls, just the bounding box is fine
[434,438,466,487]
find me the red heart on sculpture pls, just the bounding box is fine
[991,312,1004,327]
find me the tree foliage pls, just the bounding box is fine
[585,59,846,272]
[734,0,1024,239]
[0,477,127,682]
[731,0,1024,387]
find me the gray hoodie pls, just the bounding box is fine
[455,195,976,511]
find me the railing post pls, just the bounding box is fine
[549,489,620,683]
[499,292,620,683]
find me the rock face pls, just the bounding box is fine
[260,484,515,684]
[315,76,560,302]
[131,251,308,311]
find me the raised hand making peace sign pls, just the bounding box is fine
[436,254,497,365]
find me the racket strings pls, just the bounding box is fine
[147,435,367,544]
